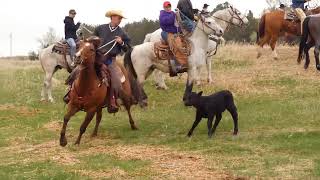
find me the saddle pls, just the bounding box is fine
[154,33,191,64]
[52,40,80,55]
[284,7,306,22]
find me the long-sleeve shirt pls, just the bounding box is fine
[292,0,306,9]
[94,24,131,58]
[64,16,80,39]
[160,10,180,33]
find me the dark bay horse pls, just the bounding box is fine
[297,15,320,71]
[60,36,139,147]
[257,10,301,60]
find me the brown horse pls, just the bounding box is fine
[60,36,138,147]
[297,15,320,71]
[257,10,301,60]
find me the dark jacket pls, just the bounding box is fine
[292,0,306,9]
[94,24,131,58]
[159,10,180,33]
[64,16,80,39]
[177,0,194,21]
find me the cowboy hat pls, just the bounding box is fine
[105,10,126,19]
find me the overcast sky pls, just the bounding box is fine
[0,0,271,56]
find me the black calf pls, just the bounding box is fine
[185,90,238,138]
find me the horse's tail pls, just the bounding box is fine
[298,16,311,61]
[124,48,137,79]
[257,14,266,42]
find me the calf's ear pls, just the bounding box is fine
[198,91,203,96]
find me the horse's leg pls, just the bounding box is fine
[91,108,102,137]
[137,74,148,106]
[153,70,168,90]
[75,111,96,145]
[314,43,320,71]
[124,102,138,130]
[60,105,79,147]
[206,55,213,84]
[257,34,271,58]
[195,66,201,86]
[304,41,314,69]
[270,35,279,60]
[41,69,54,102]
[183,66,196,104]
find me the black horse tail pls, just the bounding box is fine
[257,14,266,42]
[124,48,137,79]
[298,16,311,61]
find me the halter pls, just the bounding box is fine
[212,6,246,30]
[198,15,220,35]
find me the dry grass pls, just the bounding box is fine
[0,60,41,71]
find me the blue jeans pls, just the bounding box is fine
[181,17,195,32]
[161,31,168,42]
[66,38,76,59]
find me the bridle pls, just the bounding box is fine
[211,6,246,31]
[198,15,220,35]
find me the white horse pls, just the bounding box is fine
[146,6,249,89]
[124,14,224,104]
[39,44,75,102]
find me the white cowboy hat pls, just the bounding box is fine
[105,10,126,19]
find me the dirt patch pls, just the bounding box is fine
[0,137,237,179]
[0,104,41,117]
[74,168,126,179]
[43,120,62,132]
[81,144,235,179]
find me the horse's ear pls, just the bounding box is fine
[87,36,101,49]
[198,91,203,96]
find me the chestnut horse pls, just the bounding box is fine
[60,36,138,147]
[257,10,301,60]
[257,7,320,60]
[297,15,320,71]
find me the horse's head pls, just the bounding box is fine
[212,6,249,29]
[198,15,224,37]
[228,6,249,27]
[75,36,101,66]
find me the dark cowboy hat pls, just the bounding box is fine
[203,4,209,8]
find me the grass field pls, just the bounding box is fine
[0,44,319,179]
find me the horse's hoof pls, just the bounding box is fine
[304,65,309,70]
[60,138,68,147]
[273,57,279,60]
[48,98,55,103]
[316,65,320,71]
[91,133,97,137]
[257,53,262,59]
[131,126,138,130]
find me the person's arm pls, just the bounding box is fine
[120,32,131,52]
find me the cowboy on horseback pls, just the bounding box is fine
[63,10,130,113]
[64,9,81,67]
[176,0,196,34]
[93,10,131,113]
[159,1,187,76]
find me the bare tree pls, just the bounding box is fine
[37,27,61,48]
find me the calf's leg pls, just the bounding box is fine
[187,111,202,137]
